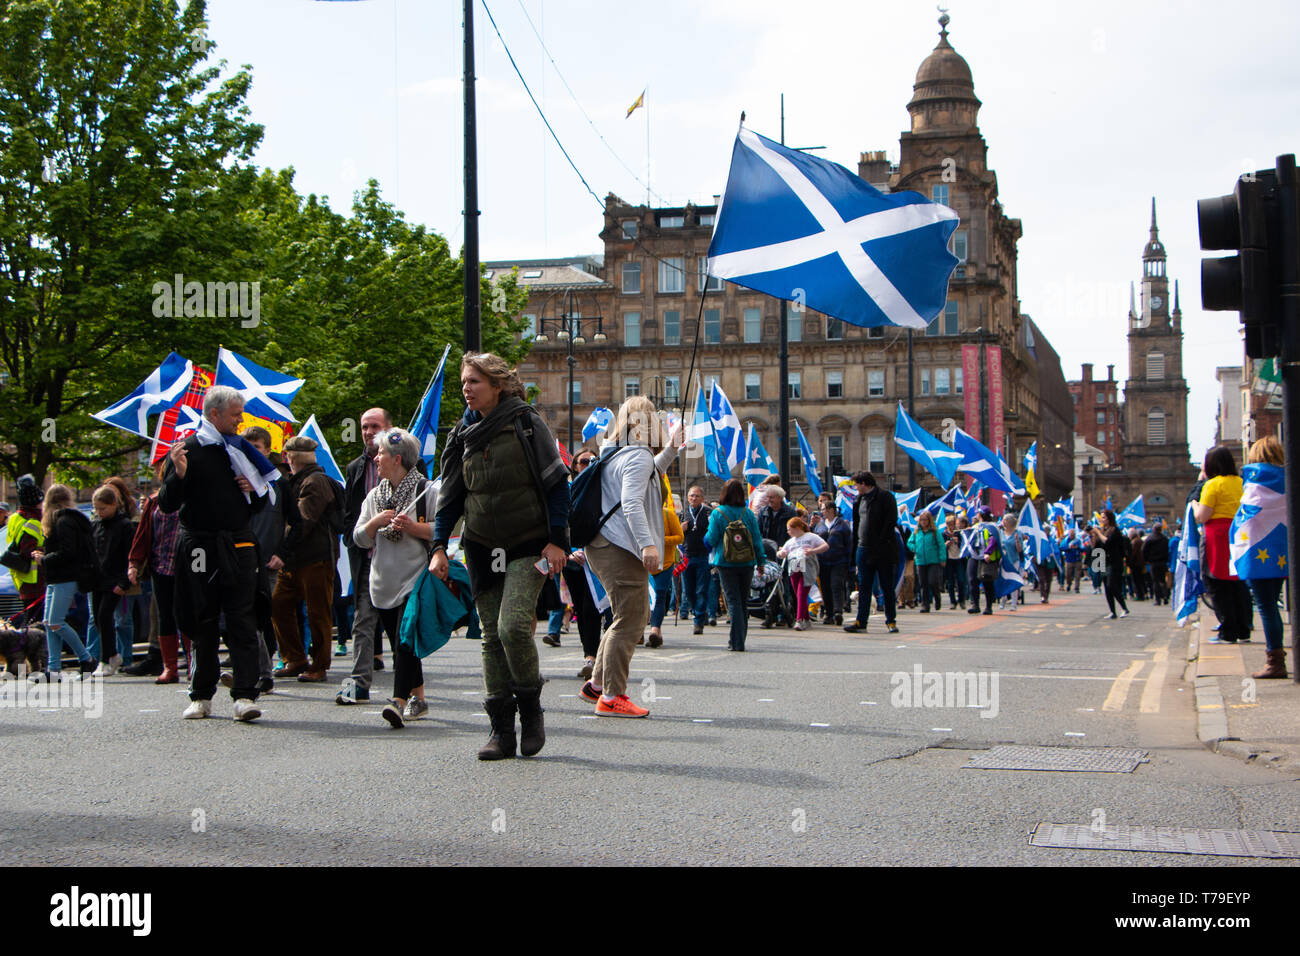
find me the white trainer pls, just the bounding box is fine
[233,699,262,722]
[182,699,212,719]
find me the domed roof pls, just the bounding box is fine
[908,13,980,112]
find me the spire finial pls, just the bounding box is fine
[1150,197,1158,238]
[1173,279,1181,313]
[937,6,950,41]
[1129,281,1136,318]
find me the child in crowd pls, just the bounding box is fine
[777,516,828,631]
[89,485,137,675]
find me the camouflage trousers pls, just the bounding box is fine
[476,555,546,698]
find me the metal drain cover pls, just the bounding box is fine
[963,745,1149,773]
[1030,823,1300,859]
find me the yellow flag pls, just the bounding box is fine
[1025,467,1040,501]
[238,411,290,452]
[626,88,645,118]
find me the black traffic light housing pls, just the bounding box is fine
[1198,170,1281,358]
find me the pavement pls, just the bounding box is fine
[1187,602,1300,774]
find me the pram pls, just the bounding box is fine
[745,539,796,627]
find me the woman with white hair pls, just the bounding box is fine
[353,427,437,728]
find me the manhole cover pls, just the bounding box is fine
[1038,662,1105,671]
[963,745,1149,772]
[1029,823,1300,859]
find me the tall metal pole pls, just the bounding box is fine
[778,94,791,490]
[1272,154,1300,682]
[907,328,916,489]
[463,0,481,353]
[978,306,989,448]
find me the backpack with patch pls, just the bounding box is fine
[722,515,756,565]
[568,446,632,548]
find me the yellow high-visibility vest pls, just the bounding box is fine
[4,512,44,586]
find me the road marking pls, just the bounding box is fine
[138,709,160,713]
[1065,732,1086,737]
[1139,643,1170,714]
[655,696,672,700]
[810,722,830,727]
[757,698,775,702]
[461,691,478,695]
[1102,659,1146,711]
[471,712,487,717]
[860,701,877,705]
[692,718,713,723]
[931,727,952,732]
[558,694,577,698]
[579,715,597,719]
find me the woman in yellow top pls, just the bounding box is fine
[1193,445,1253,644]
[646,473,684,649]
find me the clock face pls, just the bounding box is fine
[1150,295,1163,310]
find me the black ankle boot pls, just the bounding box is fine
[478,696,517,760]
[512,684,546,757]
[121,647,163,677]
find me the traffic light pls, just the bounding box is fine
[1198,169,1280,359]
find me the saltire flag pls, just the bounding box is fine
[922,483,963,516]
[215,348,304,423]
[995,529,1025,598]
[583,560,611,614]
[710,384,744,474]
[952,428,1023,496]
[1023,441,1040,500]
[706,126,959,330]
[626,88,645,118]
[744,423,779,489]
[408,344,451,477]
[1229,462,1287,579]
[893,403,961,487]
[298,415,345,485]
[582,407,614,442]
[961,476,986,521]
[1047,497,1072,538]
[687,379,729,480]
[1016,500,1052,565]
[1116,495,1146,531]
[794,420,823,497]
[149,364,214,464]
[896,488,920,530]
[995,451,1027,497]
[958,526,982,559]
[1172,500,1203,627]
[833,473,857,521]
[92,351,195,438]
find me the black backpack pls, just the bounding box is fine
[75,515,106,593]
[322,479,349,536]
[569,446,633,547]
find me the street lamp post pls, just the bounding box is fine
[533,289,605,454]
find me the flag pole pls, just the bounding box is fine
[777,93,790,494]
[644,83,650,207]
[463,0,481,353]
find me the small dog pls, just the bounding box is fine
[0,625,47,678]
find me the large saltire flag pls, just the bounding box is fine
[408,344,451,477]
[995,530,1025,598]
[710,384,744,474]
[1017,500,1052,565]
[952,428,1023,496]
[1229,462,1287,579]
[794,420,823,496]
[995,451,1027,497]
[298,415,345,486]
[744,423,778,489]
[215,348,304,423]
[1172,500,1203,627]
[1116,495,1146,531]
[707,126,959,330]
[893,403,961,487]
[92,351,195,437]
[1023,441,1040,500]
[687,380,729,480]
[922,483,963,516]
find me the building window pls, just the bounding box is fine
[787,307,802,342]
[826,317,843,340]
[663,310,680,346]
[935,368,951,395]
[699,213,716,227]
[788,372,801,399]
[664,376,680,404]
[703,308,721,343]
[1098,430,1106,444]
[522,313,536,340]
[659,257,684,294]
[621,220,638,239]
[868,370,884,397]
[697,256,723,292]
[944,301,959,335]
[744,307,762,343]
[868,436,886,473]
[868,326,885,339]
[625,376,640,398]
[1148,408,1166,445]
[1146,351,1165,381]
[622,261,641,294]
[920,368,931,395]
[571,380,581,403]
[745,372,761,400]
[788,445,803,478]
[1096,392,1106,405]
[827,370,843,398]
[955,367,963,394]
[931,184,949,207]
[827,435,845,474]
[659,215,684,229]
[623,311,641,347]
[951,230,967,263]
[1096,411,1106,425]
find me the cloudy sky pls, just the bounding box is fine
[202,0,1300,458]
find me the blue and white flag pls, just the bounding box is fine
[1229,463,1287,580]
[408,344,450,478]
[299,415,345,486]
[833,474,857,521]
[215,348,304,423]
[710,384,744,473]
[744,423,779,488]
[582,407,614,443]
[583,560,610,614]
[1172,500,1203,626]
[687,381,729,480]
[995,452,1027,497]
[995,529,1025,598]
[1017,500,1052,565]
[952,428,1022,496]
[893,403,962,488]
[794,420,823,497]
[91,351,195,438]
[958,526,982,559]
[896,488,920,533]
[1116,494,1146,531]
[922,483,963,516]
[707,127,959,330]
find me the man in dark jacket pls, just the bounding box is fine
[845,471,899,634]
[679,484,713,634]
[270,435,342,682]
[757,486,797,548]
[1143,523,1169,605]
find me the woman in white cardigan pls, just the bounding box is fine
[578,397,680,717]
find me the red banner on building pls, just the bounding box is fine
[961,345,982,441]
[986,345,1006,514]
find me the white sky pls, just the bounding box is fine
[202,0,1300,458]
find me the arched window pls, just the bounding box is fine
[1146,351,1165,381]
[1147,407,1166,445]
